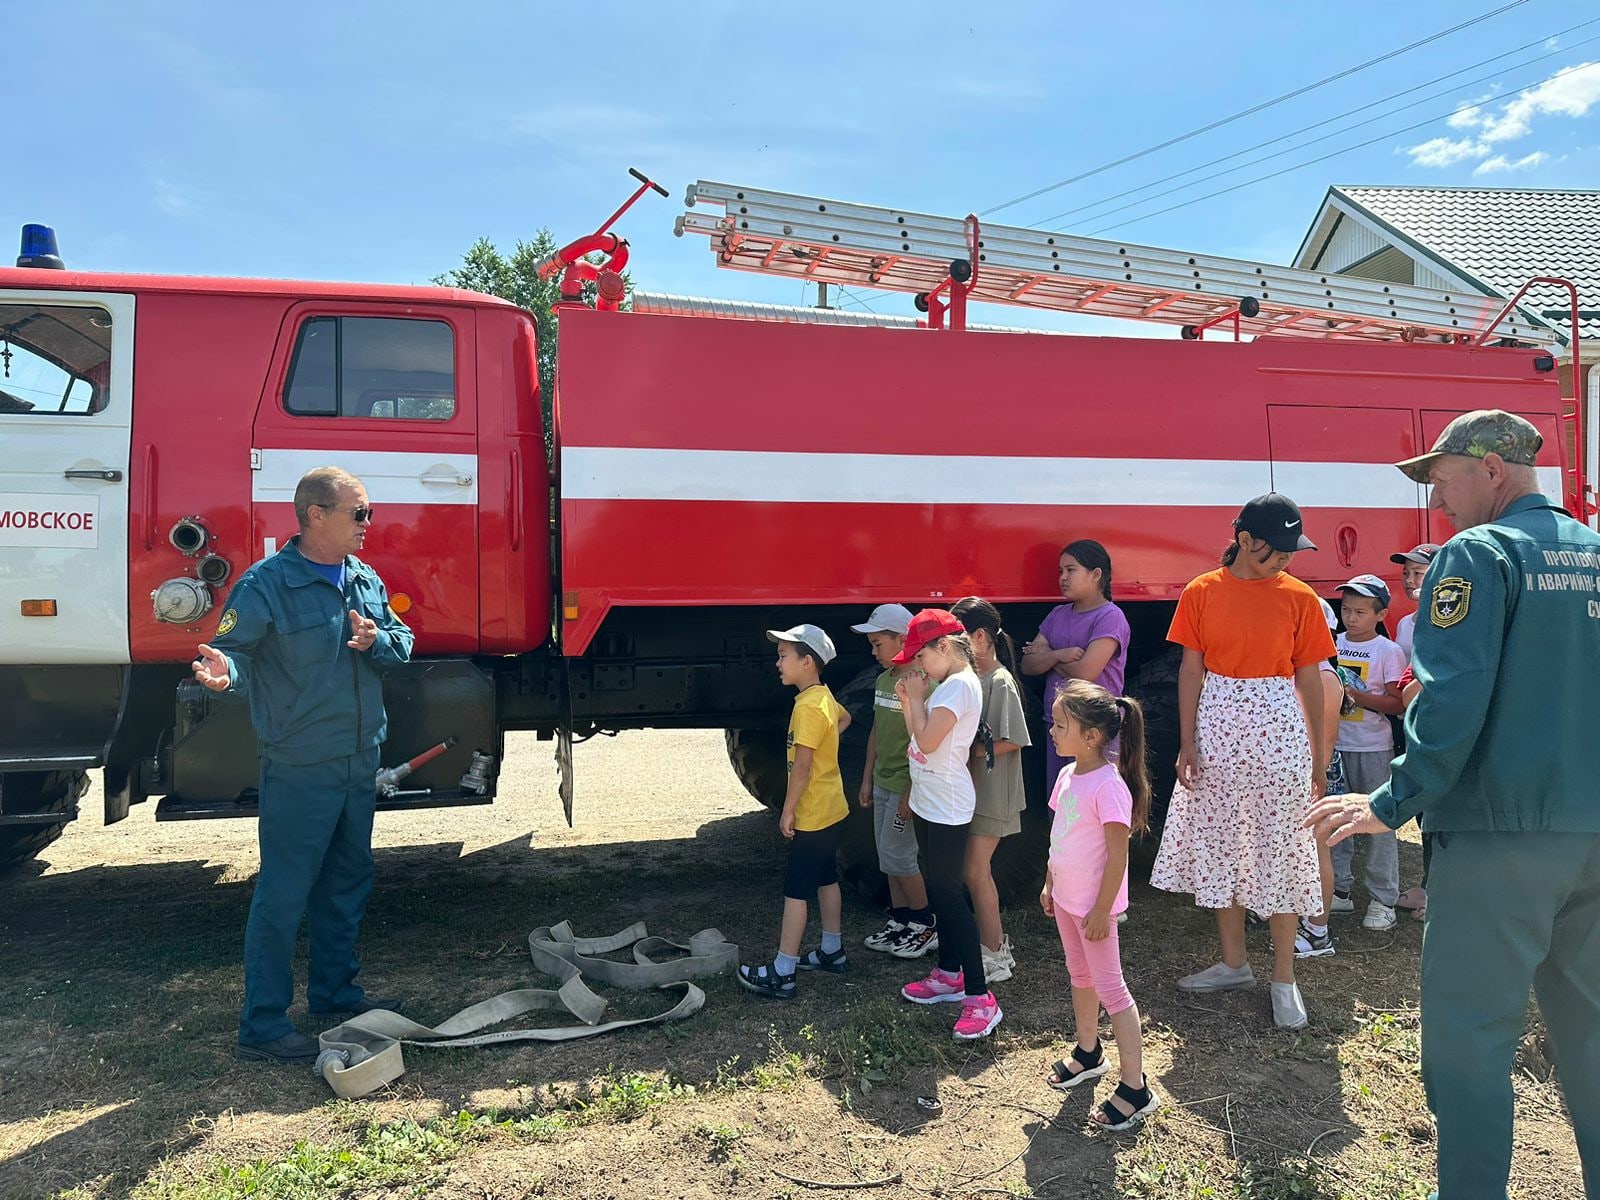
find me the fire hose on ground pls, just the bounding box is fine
[313,921,738,1098]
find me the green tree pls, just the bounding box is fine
[433,233,631,442]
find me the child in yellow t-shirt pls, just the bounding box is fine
[738,623,852,999]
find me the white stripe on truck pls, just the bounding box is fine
[562,447,1540,509]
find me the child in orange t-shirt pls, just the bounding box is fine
[1149,493,1335,1032]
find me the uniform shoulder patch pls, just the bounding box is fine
[216,608,238,636]
[1429,577,1472,628]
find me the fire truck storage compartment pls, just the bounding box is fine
[1266,405,1424,584]
[154,658,498,817]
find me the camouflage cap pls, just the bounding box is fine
[1395,409,1542,483]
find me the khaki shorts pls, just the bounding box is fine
[969,806,1022,840]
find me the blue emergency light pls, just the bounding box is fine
[17,224,65,270]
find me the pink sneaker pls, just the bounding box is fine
[953,992,1003,1040]
[901,967,965,1004]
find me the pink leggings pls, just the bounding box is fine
[1054,908,1135,1015]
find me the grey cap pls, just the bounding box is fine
[850,603,914,636]
[766,623,837,665]
[1396,409,1542,484]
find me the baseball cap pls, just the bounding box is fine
[1234,492,1317,553]
[850,603,914,636]
[1389,543,1441,567]
[766,623,837,665]
[1338,573,1392,609]
[1396,409,1542,483]
[1319,597,1338,630]
[891,608,965,664]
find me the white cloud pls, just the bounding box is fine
[1446,91,1498,129]
[1476,61,1600,142]
[1405,60,1600,169]
[1473,150,1549,176]
[1406,136,1490,167]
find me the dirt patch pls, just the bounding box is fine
[0,731,1582,1198]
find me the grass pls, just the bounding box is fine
[130,1111,490,1200]
[829,999,955,1093]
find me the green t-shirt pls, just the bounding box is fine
[871,667,920,794]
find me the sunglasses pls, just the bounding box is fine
[317,503,375,523]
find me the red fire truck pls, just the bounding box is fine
[0,173,1587,894]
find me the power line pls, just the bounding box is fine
[1079,59,1600,237]
[981,0,1530,218]
[1038,16,1600,228]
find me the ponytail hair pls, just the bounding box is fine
[929,631,976,670]
[952,596,1022,679]
[1052,679,1152,835]
[1062,539,1113,600]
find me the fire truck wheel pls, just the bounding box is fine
[0,769,88,870]
[724,729,787,810]
[1123,646,1181,833]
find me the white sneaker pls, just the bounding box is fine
[1271,981,1309,1030]
[1362,902,1397,932]
[1177,961,1255,992]
[981,943,1013,984]
[1330,892,1355,915]
[890,922,939,959]
[864,919,907,953]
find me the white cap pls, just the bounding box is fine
[850,603,913,636]
[1319,597,1337,630]
[766,623,837,665]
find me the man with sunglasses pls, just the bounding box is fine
[193,466,413,1063]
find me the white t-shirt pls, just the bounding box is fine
[907,669,982,825]
[1395,611,1416,661]
[1335,633,1407,753]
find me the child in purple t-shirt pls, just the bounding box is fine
[1022,540,1132,786]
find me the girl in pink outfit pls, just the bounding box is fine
[1040,679,1158,1133]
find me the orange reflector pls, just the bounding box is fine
[389,592,413,615]
[562,589,580,621]
[21,599,57,617]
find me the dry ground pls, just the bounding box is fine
[0,731,1581,1200]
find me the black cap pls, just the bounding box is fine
[1234,492,1316,553]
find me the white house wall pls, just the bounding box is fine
[1311,219,1390,273]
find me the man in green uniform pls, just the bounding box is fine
[1308,410,1599,1199]
[193,467,414,1063]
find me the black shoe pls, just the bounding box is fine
[236,1031,320,1063]
[309,994,403,1019]
[796,946,850,973]
[736,963,796,1000]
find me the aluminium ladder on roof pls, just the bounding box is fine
[676,180,1555,344]
[630,290,1064,335]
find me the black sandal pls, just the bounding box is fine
[1093,1076,1159,1132]
[1046,1042,1108,1091]
[737,963,796,1000]
[796,946,850,973]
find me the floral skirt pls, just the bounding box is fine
[1151,673,1322,914]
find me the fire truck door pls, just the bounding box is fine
[250,309,480,653]
[1267,406,1422,592]
[1420,408,1567,543]
[0,291,133,664]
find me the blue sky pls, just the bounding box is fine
[8,0,1599,335]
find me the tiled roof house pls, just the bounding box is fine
[1294,186,1599,410]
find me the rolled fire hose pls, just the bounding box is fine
[314,921,737,1098]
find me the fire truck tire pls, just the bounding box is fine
[0,769,87,870]
[724,729,787,811]
[1124,646,1181,832]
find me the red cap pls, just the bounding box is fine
[891,608,965,664]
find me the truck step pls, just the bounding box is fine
[154,789,494,821]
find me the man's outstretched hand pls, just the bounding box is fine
[1304,793,1388,847]
[193,644,232,693]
